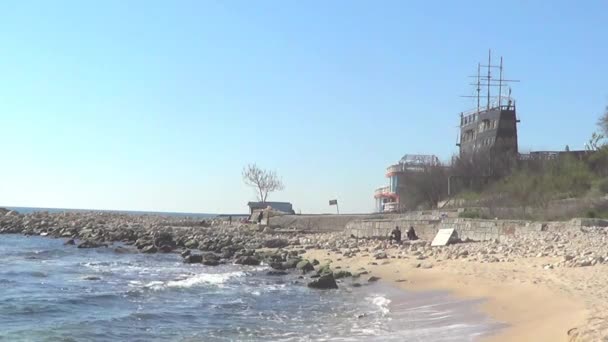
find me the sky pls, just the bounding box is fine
[1,0,607,214]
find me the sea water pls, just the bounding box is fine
[0,235,503,341]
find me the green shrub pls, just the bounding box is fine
[599,178,608,194]
[458,209,484,219]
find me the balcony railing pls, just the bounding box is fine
[374,186,391,197]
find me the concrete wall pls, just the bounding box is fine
[270,208,608,240]
[269,209,461,233]
[344,217,608,241]
[269,214,377,232]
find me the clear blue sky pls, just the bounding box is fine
[1,0,607,214]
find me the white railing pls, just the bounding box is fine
[374,186,390,196]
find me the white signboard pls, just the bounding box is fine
[431,228,456,247]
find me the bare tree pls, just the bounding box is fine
[598,105,608,136]
[242,163,284,202]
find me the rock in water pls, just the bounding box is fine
[235,256,261,266]
[367,276,381,282]
[202,259,220,266]
[183,254,203,264]
[307,273,338,290]
[141,245,158,254]
[296,260,314,274]
[283,258,300,269]
[181,249,191,258]
[267,271,289,276]
[158,245,173,253]
[64,239,76,246]
[333,270,352,279]
[77,240,106,249]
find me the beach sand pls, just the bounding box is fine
[304,249,591,342]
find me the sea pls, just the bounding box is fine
[0,207,504,341]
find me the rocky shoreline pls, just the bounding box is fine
[4,208,608,339]
[3,208,608,277]
[0,209,362,289]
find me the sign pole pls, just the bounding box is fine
[336,203,340,215]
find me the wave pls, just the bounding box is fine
[166,271,244,288]
[367,295,391,316]
[128,271,246,291]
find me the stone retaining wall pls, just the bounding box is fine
[344,217,606,242]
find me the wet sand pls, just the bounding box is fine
[304,249,588,342]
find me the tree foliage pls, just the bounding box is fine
[401,163,448,209]
[242,163,284,202]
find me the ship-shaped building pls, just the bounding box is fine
[457,51,520,161]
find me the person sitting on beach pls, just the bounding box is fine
[407,226,418,240]
[390,226,401,244]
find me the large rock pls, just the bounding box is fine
[77,240,106,248]
[184,239,199,249]
[307,273,338,290]
[141,245,158,254]
[296,260,314,274]
[158,245,174,253]
[283,258,301,269]
[183,254,203,264]
[235,256,261,266]
[333,270,352,279]
[202,259,220,266]
[263,238,289,249]
[374,251,388,259]
[154,232,176,248]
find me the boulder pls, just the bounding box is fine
[296,260,314,274]
[374,251,388,259]
[154,232,175,248]
[184,239,199,249]
[158,245,173,253]
[270,262,286,270]
[183,254,203,264]
[283,258,301,269]
[64,239,76,246]
[181,249,191,258]
[333,270,352,279]
[202,259,220,266]
[113,246,136,254]
[367,276,381,282]
[235,256,261,266]
[141,245,158,254]
[263,238,289,249]
[77,240,106,249]
[316,264,332,276]
[307,273,338,290]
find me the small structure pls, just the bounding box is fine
[374,154,440,213]
[246,202,295,216]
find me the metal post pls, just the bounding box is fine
[487,49,491,110]
[336,203,340,215]
[448,176,452,197]
[498,56,503,107]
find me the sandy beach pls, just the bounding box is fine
[303,248,591,342]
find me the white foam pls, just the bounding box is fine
[166,271,244,288]
[367,295,392,315]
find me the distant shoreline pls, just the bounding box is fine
[2,206,247,218]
